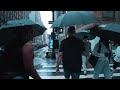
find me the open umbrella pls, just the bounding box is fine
[0,19,47,46]
[89,23,120,42]
[98,23,120,42]
[51,11,99,28]
[75,30,96,40]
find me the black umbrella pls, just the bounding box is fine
[0,19,47,46]
[75,30,96,40]
[91,23,120,42]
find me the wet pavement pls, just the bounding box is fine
[33,46,58,70]
[29,46,120,79]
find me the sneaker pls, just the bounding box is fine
[84,71,87,75]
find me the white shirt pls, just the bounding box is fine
[114,46,120,63]
[92,42,109,61]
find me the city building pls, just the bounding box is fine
[29,11,48,48]
[0,11,31,26]
[91,11,120,23]
[35,11,48,45]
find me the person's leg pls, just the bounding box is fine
[93,60,104,79]
[82,55,87,75]
[112,60,119,74]
[64,69,71,79]
[103,60,112,79]
[86,56,92,68]
[71,72,80,79]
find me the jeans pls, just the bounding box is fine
[64,70,80,79]
[82,55,87,74]
[93,60,112,79]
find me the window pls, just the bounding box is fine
[102,11,115,19]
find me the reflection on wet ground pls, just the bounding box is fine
[31,46,120,79]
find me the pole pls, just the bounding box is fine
[51,28,56,59]
[51,11,56,59]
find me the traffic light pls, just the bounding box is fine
[49,35,59,49]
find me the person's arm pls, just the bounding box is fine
[81,41,87,57]
[56,52,63,74]
[56,40,64,74]
[116,47,120,58]
[23,42,41,79]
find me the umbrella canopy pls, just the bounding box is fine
[75,30,96,40]
[99,23,120,33]
[51,11,99,28]
[98,23,120,42]
[89,23,120,42]
[0,19,46,36]
[0,19,47,46]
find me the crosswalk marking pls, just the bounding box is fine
[37,67,120,72]
[45,73,120,79]
[42,65,63,68]
[30,63,120,79]
[41,64,113,68]
[30,73,120,79]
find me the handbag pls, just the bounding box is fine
[89,43,101,68]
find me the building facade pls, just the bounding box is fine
[91,11,120,23]
[35,11,48,45]
[29,11,48,47]
[0,11,31,26]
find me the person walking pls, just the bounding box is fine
[0,26,41,79]
[82,36,92,75]
[56,26,85,79]
[92,37,112,79]
[112,42,120,76]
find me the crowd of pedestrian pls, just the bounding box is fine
[56,26,120,79]
[0,25,119,79]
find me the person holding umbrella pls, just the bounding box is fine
[82,35,92,75]
[56,26,85,79]
[112,42,120,76]
[92,37,112,79]
[0,26,41,79]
